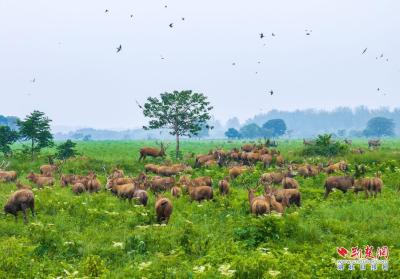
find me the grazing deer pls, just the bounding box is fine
[138,142,168,161]
[368,139,381,148]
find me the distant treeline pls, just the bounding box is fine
[0,115,18,130]
[1,106,399,140]
[245,106,400,138]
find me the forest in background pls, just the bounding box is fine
[1,106,399,140]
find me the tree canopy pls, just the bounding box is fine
[0,126,19,156]
[225,128,241,139]
[17,110,53,159]
[363,117,395,137]
[141,90,213,157]
[262,119,287,137]
[240,123,267,139]
[56,140,78,161]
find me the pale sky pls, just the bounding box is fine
[0,0,399,130]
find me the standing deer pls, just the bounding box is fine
[138,142,168,161]
[368,139,381,148]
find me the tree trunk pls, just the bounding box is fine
[175,134,180,159]
[31,139,34,161]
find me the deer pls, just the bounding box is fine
[138,142,168,161]
[368,139,381,148]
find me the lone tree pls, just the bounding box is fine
[225,128,241,139]
[0,126,19,156]
[363,117,395,137]
[141,90,213,158]
[262,119,287,137]
[17,111,54,159]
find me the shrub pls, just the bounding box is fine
[302,134,348,156]
[82,255,108,277]
[234,215,284,248]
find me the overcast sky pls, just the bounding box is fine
[0,0,399,131]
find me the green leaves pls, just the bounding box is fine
[56,140,78,161]
[142,91,212,137]
[17,111,53,159]
[141,90,213,157]
[0,126,19,156]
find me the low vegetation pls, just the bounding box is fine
[0,140,399,278]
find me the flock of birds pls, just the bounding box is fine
[27,5,394,99]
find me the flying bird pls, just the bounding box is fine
[135,100,143,109]
[271,33,276,37]
[30,78,35,83]
[160,55,165,60]
[377,88,380,91]
[260,33,264,39]
[105,9,109,13]
[169,23,173,28]
[269,90,274,95]
[164,5,168,8]
[362,48,368,54]
[380,54,384,58]
[130,14,134,18]
[116,45,122,53]
[182,17,185,21]
[232,62,236,66]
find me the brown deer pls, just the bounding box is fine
[139,142,168,161]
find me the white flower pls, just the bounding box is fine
[218,264,236,277]
[268,269,281,277]
[193,265,206,274]
[138,261,152,271]
[141,212,148,216]
[112,241,124,248]
[136,225,150,229]
[64,241,74,246]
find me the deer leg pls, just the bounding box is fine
[21,204,28,223]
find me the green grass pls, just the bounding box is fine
[0,140,399,278]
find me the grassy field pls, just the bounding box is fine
[0,140,400,278]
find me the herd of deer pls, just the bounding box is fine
[0,139,385,223]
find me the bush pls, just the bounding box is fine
[56,140,78,160]
[234,215,284,248]
[82,255,108,277]
[302,134,348,156]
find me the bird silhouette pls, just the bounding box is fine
[232,62,236,66]
[182,17,185,21]
[169,23,173,28]
[362,48,368,54]
[380,54,384,58]
[135,100,143,109]
[30,78,35,83]
[271,33,276,37]
[105,9,109,13]
[116,45,122,53]
[260,33,264,39]
[269,90,274,95]
[377,88,380,91]
[130,14,134,18]
[164,5,168,8]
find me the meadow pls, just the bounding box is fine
[0,140,400,278]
